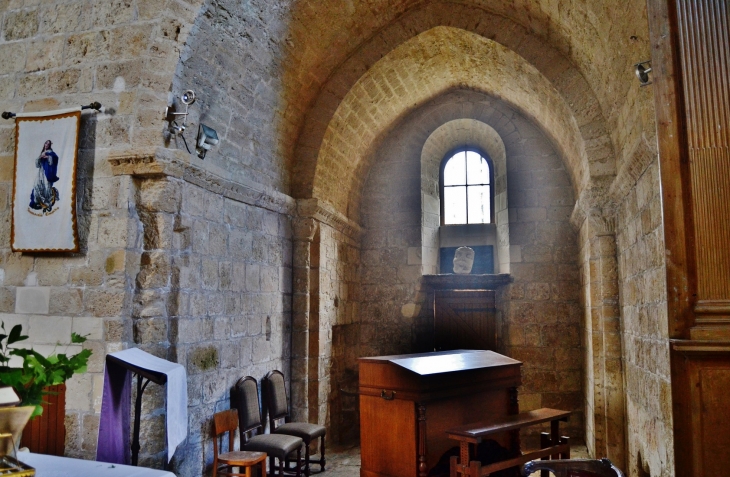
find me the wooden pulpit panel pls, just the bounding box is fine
[678,0,730,331]
[671,343,730,476]
[649,0,730,338]
[434,290,496,352]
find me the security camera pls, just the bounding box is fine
[181,90,196,105]
[196,123,219,159]
[164,89,197,133]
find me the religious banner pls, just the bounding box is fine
[11,107,81,252]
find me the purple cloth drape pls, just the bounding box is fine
[96,357,131,464]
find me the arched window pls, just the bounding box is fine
[440,150,493,224]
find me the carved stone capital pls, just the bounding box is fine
[293,217,319,242]
[570,179,617,235]
[297,198,363,240]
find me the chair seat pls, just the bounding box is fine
[218,450,267,466]
[273,423,326,443]
[243,433,303,460]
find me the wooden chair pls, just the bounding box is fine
[263,370,326,476]
[521,458,625,477]
[232,376,305,477]
[212,409,267,477]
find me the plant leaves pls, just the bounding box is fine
[7,325,28,345]
[70,333,87,344]
[0,325,92,412]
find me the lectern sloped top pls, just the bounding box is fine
[364,349,521,375]
[358,350,522,403]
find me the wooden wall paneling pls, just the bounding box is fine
[678,0,730,337]
[671,342,730,476]
[434,290,496,351]
[20,384,66,456]
[647,0,730,336]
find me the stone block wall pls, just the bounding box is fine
[134,176,294,476]
[614,153,672,476]
[0,0,201,157]
[0,163,137,459]
[500,116,584,443]
[173,0,294,193]
[0,0,200,458]
[577,218,624,466]
[358,90,584,442]
[360,124,423,358]
[319,223,360,444]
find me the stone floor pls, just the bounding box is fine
[321,444,591,476]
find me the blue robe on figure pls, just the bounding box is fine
[29,149,60,211]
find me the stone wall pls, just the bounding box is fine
[319,222,360,444]
[172,0,294,193]
[0,1,675,476]
[360,122,422,357]
[164,177,293,476]
[0,144,138,459]
[615,154,671,476]
[358,90,584,441]
[0,0,200,459]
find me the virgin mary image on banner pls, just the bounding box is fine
[29,140,60,214]
[11,108,81,252]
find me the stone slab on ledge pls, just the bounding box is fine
[421,273,512,290]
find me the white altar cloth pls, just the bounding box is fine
[18,452,176,477]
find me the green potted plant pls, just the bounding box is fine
[0,323,91,418]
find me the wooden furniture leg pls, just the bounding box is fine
[540,432,550,477]
[469,459,481,477]
[418,404,428,477]
[560,437,570,459]
[550,420,560,459]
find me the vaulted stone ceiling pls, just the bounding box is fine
[277,0,653,217]
[309,26,587,217]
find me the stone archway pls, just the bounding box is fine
[306,26,591,219]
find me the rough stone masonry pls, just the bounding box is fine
[0,1,668,476]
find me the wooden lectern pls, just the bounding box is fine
[359,350,522,477]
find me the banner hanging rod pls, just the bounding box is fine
[1,102,102,120]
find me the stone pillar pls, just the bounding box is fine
[291,217,320,422]
[579,209,626,470]
[588,233,625,465]
[131,176,182,466]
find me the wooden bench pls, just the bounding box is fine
[445,408,572,477]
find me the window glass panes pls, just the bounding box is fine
[443,186,467,224]
[442,150,493,225]
[443,151,466,185]
[466,151,490,185]
[467,186,491,223]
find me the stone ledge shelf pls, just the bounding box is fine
[421,274,512,290]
